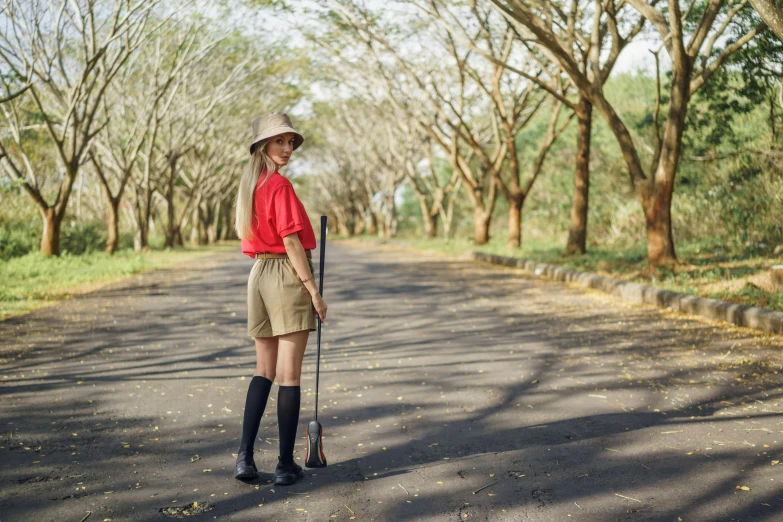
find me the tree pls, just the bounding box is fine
[749,0,783,41]
[328,0,570,245]
[90,21,205,253]
[0,0,158,255]
[490,0,765,266]
[414,1,572,248]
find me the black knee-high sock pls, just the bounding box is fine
[277,385,301,465]
[239,376,273,453]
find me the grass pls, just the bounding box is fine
[340,232,783,312]
[0,243,238,319]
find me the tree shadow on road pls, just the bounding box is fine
[2,245,783,520]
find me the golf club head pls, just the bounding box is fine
[305,420,327,468]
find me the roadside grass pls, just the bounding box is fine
[0,243,238,319]
[339,233,783,312]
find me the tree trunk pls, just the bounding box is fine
[220,201,232,240]
[352,212,365,235]
[565,97,593,255]
[473,207,490,245]
[407,175,440,239]
[336,213,350,236]
[644,186,676,266]
[376,212,386,238]
[425,212,438,238]
[330,203,351,236]
[749,0,783,42]
[164,156,179,248]
[40,208,62,256]
[591,83,679,266]
[415,193,434,238]
[173,226,184,247]
[642,58,691,266]
[335,214,349,236]
[207,200,219,244]
[383,191,396,239]
[504,120,523,250]
[164,195,176,247]
[507,194,523,249]
[133,220,146,252]
[133,188,152,252]
[443,193,455,240]
[106,198,121,254]
[199,202,210,244]
[190,194,201,246]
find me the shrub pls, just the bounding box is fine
[61,221,107,255]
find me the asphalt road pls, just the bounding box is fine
[2,239,783,522]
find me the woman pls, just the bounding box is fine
[233,112,328,486]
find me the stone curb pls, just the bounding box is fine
[472,252,783,335]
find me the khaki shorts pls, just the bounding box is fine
[247,255,317,338]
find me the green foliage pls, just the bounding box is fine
[0,245,235,318]
[0,186,40,260]
[0,223,39,260]
[394,67,783,257]
[61,221,107,255]
[685,68,763,149]
[712,282,783,311]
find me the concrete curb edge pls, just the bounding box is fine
[472,251,783,335]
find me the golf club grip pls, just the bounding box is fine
[318,216,326,297]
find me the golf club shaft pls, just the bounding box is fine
[314,216,327,421]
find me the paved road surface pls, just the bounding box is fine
[2,239,783,521]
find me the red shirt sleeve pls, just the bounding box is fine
[270,185,305,238]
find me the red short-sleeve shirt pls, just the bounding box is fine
[241,171,316,257]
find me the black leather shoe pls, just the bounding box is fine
[273,457,304,485]
[234,449,258,480]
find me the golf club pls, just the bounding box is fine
[305,215,328,468]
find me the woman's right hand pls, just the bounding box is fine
[312,293,328,322]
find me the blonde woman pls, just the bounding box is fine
[233,113,328,486]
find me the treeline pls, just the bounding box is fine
[0,0,303,259]
[303,0,783,267]
[2,0,782,268]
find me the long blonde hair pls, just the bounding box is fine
[235,139,278,240]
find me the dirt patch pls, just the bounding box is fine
[159,502,214,518]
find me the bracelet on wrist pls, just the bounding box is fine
[300,277,313,284]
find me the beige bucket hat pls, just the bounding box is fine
[249,112,304,154]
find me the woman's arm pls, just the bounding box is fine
[282,233,320,298]
[283,232,328,322]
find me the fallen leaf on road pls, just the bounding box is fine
[736,485,750,491]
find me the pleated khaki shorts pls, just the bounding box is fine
[247,255,317,338]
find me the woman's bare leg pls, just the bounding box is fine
[276,330,308,385]
[254,336,279,381]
